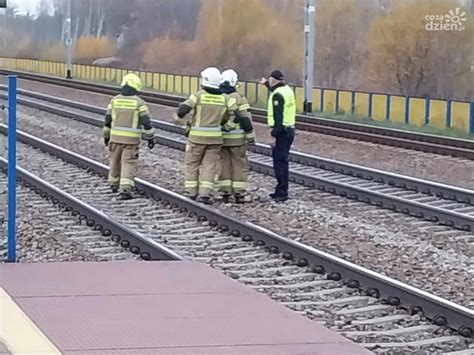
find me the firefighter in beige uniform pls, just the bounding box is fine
[173,67,250,205]
[103,73,155,200]
[218,69,255,203]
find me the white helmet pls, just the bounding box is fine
[221,69,238,87]
[200,67,221,89]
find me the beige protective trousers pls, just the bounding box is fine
[218,145,248,195]
[108,142,139,192]
[185,143,220,197]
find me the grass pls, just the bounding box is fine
[309,110,474,141]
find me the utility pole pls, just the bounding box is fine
[65,0,73,79]
[1,0,6,52]
[2,9,6,53]
[303,0,316,113]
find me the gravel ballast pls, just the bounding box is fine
[1,104,472,310]
[2,77,474,191]
[0,172,138,263]
[0,136,472,354]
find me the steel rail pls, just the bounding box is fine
[1,124,472,337]
[9,87,474,205]
[0,157,182,261]
[1,70,474,159]
[4,91,474,233]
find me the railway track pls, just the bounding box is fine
[5,89,474,235]
[0,124,472,354]
[2,69,474,160]
[0,159,173,262]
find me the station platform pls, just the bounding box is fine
[0,261,372,354]
[0,342,9,355]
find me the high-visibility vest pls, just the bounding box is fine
[222,92,252,147]
[186,90,237,145]
[109,96,148,144]
[267,85,296,128]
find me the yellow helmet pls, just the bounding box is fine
[121,73,143,91]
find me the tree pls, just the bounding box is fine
[75,36,117,63]
[142,36,198,73]
[196,0,303,81]
[314,0,367,89]
[364,0,473,100]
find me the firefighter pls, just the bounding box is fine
[218,69,255,204]
[172,67,251,205]
[103,73,155,200]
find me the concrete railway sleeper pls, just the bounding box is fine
[2,70,474,160]
[2,93,474,307]
[0,127,472,353]
[4,91,474,234]
[0,159,169,262]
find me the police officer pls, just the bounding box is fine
[103,73,155,200]
[218,69,255,204]
[173,67,249,205]
[259,70,296,202]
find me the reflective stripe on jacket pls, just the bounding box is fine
[222,92,253,147]
[105,95,154,145]
[181,90,238,145]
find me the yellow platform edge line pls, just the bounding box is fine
[0,288,62,355]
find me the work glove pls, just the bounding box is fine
[271,126,284,138]
[222,122,234,132]
[104,137,110,147]
[246,138,256,146]
[148,139,155,149]
[172,112,182,125]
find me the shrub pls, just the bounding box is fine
[74,36,117,63]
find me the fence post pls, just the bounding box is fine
[368,93,373,119]
[425,97,431,126]
[470,101,474,134]
[446,100,452,128]
[7,75,17,262]
[405,97,410,125]
[386,95,391,121]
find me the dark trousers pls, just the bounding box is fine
[272,128,295,197]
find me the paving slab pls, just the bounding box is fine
[0,342,10,354]
[0,261,372,354]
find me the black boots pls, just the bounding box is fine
[197,196,212,205]
[235,194,252,204]
[118,191,133,200]
[221,193,231,204]
[269,193,289,202]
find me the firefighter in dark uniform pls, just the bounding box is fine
[259,70,296,202]
[103,73,155,200]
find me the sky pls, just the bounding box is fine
[8,0,53,15]
[5,0,473,16]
